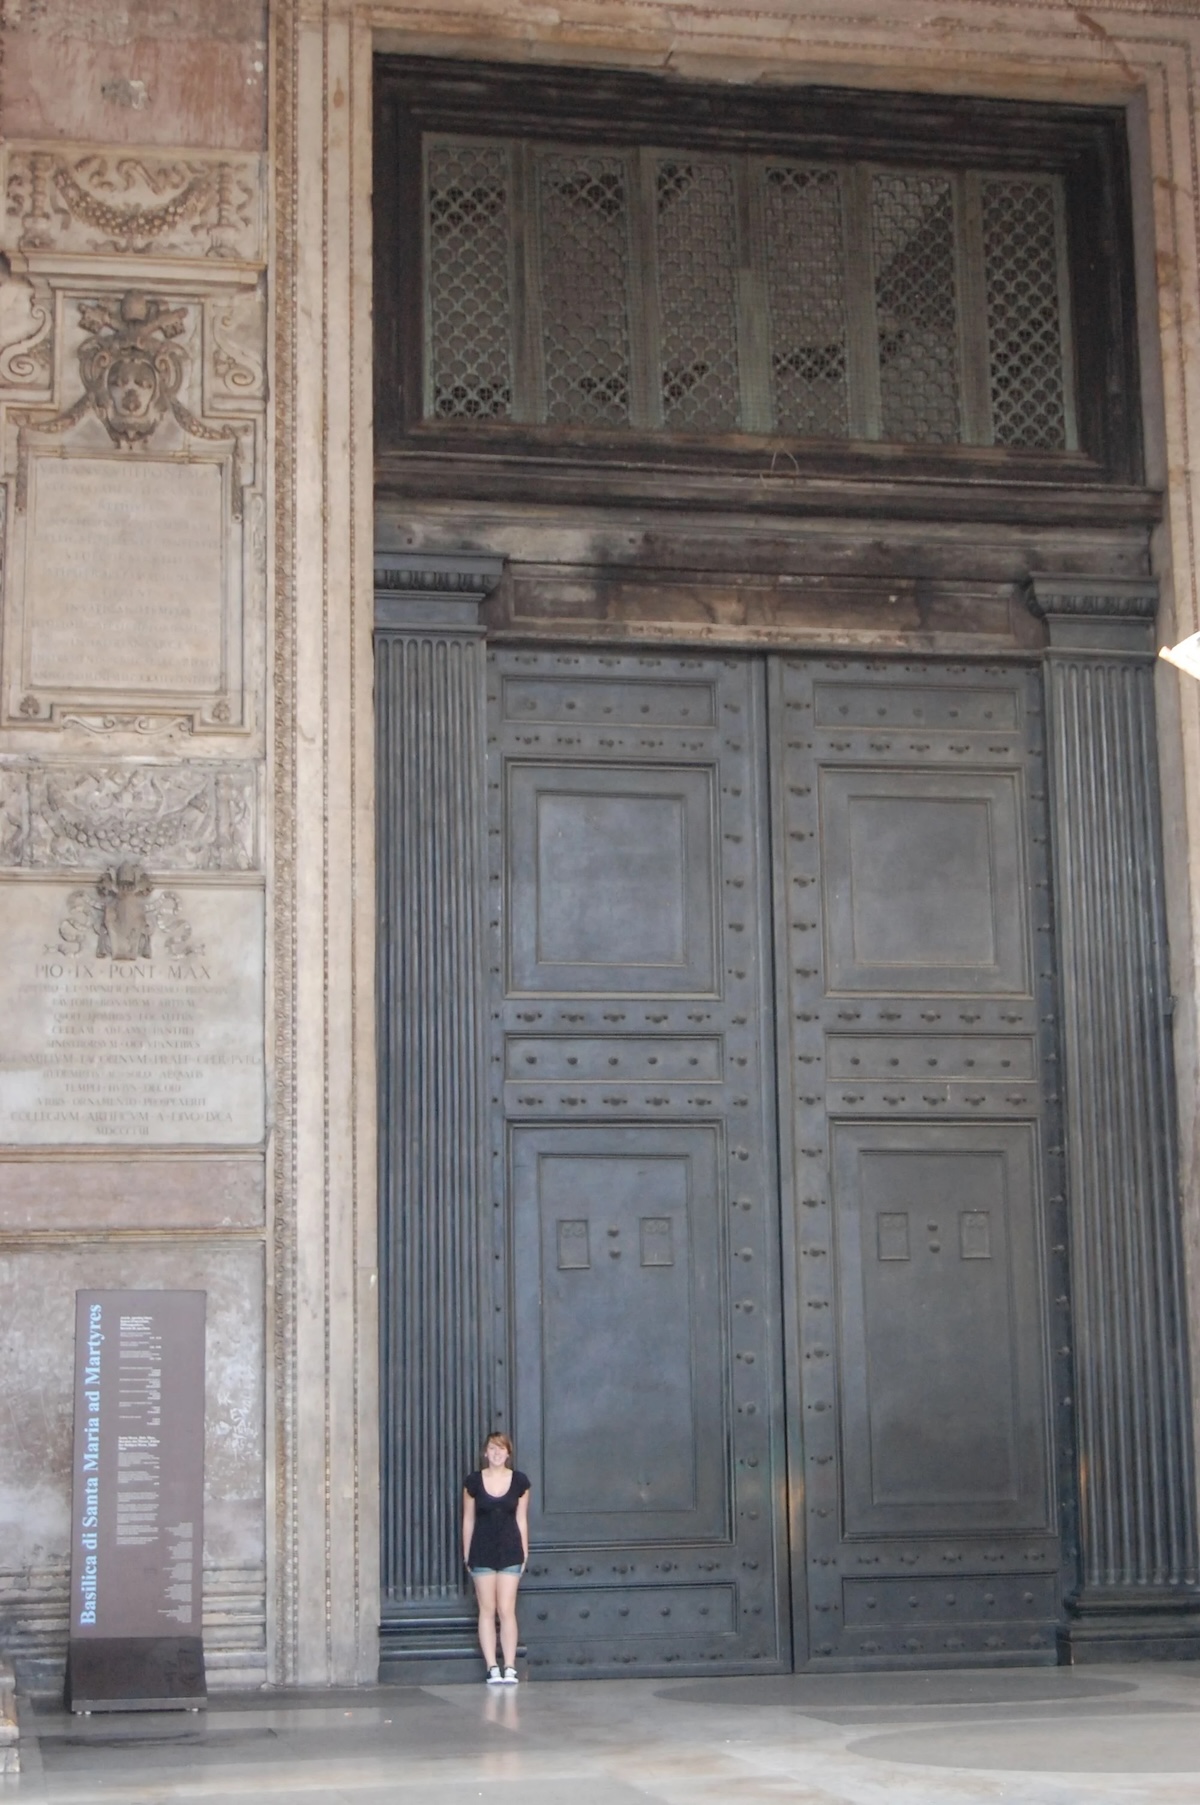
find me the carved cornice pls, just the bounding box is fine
[374,551,505,633]
[1027,575,1159,656]
[1028,576,1159,620]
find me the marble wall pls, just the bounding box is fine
[0,0,269,1689]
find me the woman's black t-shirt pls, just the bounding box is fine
[464,1468,530,1570]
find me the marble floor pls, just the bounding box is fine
[7,1663,1200,1805]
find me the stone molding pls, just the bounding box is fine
[1028,574,1160,655]
[374,550,505,633]
[1028,575,1160,621]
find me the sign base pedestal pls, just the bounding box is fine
[66,1637,206,1713]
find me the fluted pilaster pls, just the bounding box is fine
[1034,575,1200,1659]
[375,553,502,1659]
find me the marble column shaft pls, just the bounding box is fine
[1035,576,1200,1646]
[374,554,502,1611]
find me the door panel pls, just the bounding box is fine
[488,648,788,1677]
[512,1125,726,1537]
[832,1122,1050,1533]
[507,762,717,991]
[774,657,1068,1667]
[820,768,1029,992]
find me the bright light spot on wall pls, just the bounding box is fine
[1159,633,1200,680]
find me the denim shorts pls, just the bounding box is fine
[469,1564,522,1576]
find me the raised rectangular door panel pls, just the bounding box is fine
[488,648,788,1677]
[820,768,1029,994]
[773,658,1071,1668]
[511,1126,725,1539]
[832,1123,1050,1534]
[507,763,717,992]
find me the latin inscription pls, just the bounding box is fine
[0,883,263,1146]
[26,456,225,695]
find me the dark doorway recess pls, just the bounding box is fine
[377,624,1106,1679]
[373,59,1200,1680]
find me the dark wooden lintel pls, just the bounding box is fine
[376,450,1159,532]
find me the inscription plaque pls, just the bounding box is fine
[0,880,263,1146]
[26,456,226,695]
[66,1288,206,1712]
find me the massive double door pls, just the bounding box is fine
[485,646,1066,1674]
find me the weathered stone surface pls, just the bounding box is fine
[0,1157,264,1230]
[0,763,258,872]
[0,8,267,154]
[27,458,226,694]
[0,1239,264,1578]
[0,877,264,1146]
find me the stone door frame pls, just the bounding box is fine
[273,0,1200,1685]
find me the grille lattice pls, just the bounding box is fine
[426,139,514,420]
[420,134,1077,454]
[872,172,960,444]
[982,179,1068,450]
[537,151,634,426]
[655,158,741,431]
[763,164,849,438]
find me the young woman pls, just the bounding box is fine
[462,1432,530,1685]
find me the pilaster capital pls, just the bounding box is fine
[373,551,506,635]
[1027,574,1159,657]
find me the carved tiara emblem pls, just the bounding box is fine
[14,288,245,514]
[77,291,188,447]
[57,861,201,961]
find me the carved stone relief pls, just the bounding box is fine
[0,767,25,866]
[1,285,263,732]
[57,862,200,961]
[12,289,249,513]
[208,290,266,406]
[0,763,257,871]
[0,269,53,396]
[2,149,265,266]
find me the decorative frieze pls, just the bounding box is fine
[3,148,266,267]
[0,764,257,872]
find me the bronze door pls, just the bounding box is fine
[485,648,1065,1675]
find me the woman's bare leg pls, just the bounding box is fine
[472,1572,498,1668]
[496,1572,520,1670]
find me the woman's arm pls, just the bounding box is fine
[462,1489,475,1568]
[515,1490,530,1568]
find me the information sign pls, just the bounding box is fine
[66,1289,207,1712]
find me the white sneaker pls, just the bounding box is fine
[485,1665,503,1685]
[502,1666,519,1685]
